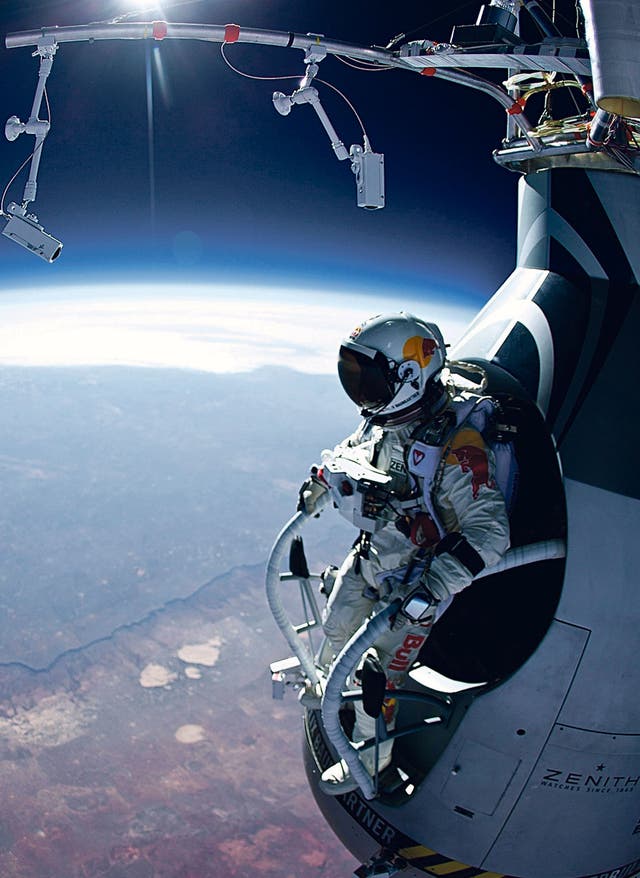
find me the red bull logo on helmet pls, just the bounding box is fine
[402,335,437,367]
[447,428,495,499]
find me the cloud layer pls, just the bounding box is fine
[0,284,476,374]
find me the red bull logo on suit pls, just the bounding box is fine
[446,428,495,500]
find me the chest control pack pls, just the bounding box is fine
[320,382,518,537]
[320,442,395,533]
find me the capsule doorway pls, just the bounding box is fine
[419,362,567,686]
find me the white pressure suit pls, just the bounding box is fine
[319,396,510,774]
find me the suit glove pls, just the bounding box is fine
[297,467,329,515]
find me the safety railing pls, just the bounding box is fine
[265,495,331,688]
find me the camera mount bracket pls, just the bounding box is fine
[2,36,63,261]
[272,70,385,209]
[5,36,58,208]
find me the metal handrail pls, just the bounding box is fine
[265,495,330,687]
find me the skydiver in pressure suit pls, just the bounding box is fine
[299,312,510,795]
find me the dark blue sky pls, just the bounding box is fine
[0,1,525,303]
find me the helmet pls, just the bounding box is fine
[337,312,446,419]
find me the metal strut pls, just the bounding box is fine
[271,45,386,208]
[265,496,332,688]
[2,35,64,262]
[5,36,58,208]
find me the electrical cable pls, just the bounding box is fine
[603,119,640,173]
[220,44,372,145]
[335,55,394,72]
[604,144,639,173]
[220,42,299,83]
[628,125,640,151]
[567,79,583,115]
[315,78,368,141]
[457,41,519,51]
[1,153,34,218]
[534,0,575,33]
[451,66,508,93]
[575,0,582,38]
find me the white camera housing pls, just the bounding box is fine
[2,202,63,262]
[350,145,385,210]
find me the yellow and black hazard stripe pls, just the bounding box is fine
[399,845,507,878]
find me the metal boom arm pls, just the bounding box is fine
[4,19,586,144]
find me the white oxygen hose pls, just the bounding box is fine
[320,538,566,799]
[321,600,401,801]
